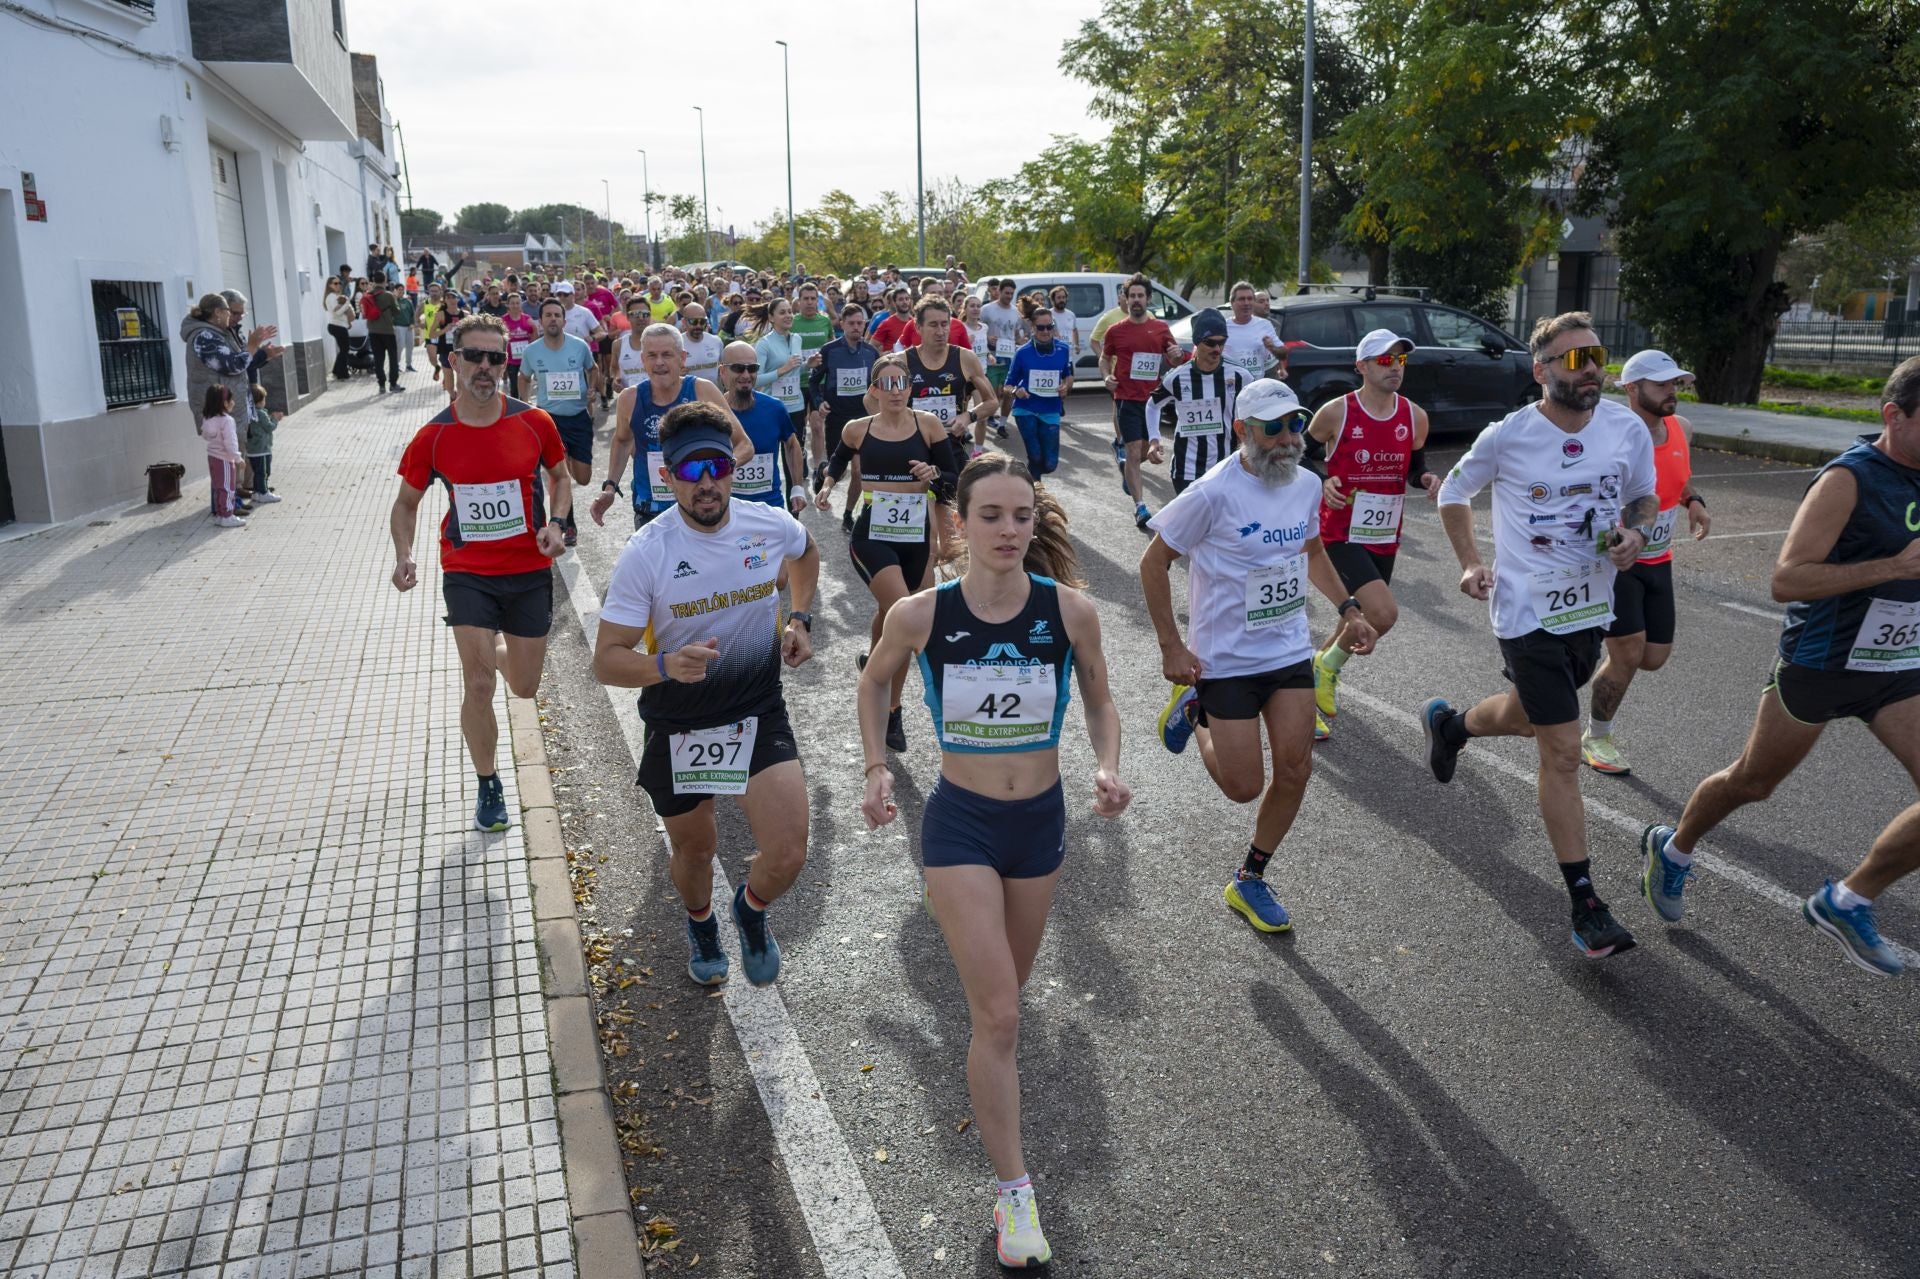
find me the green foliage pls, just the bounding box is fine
[1762,366,1889,395]
[1781,205,1920,314]
[455,202,512,235]
[510,203,594,240]
[399,207,442,240]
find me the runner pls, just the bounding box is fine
[591,324,752,532]
[1221,280,1286,383]
[979,277,1023,439]
[389,313,571,832]
[808,304,881,529]
[679,303,723,384]
[550,281,607,408]
[1141,379,1378,933]
[719,339,807,514]
[516,299,598,546]
[897,297,996,456]
[614,296,656,392]
[592,400,822,988]
[791,282,835,363]
[1581,349,1711,774]
[501,293,536,401]
[871,286,914,351]
[753,297,818,478]
[858,453,1128,1271]
[1639,357,1920,973]
[1005,295,1076,477]
[1423,311,1658,959]
[1047,285,1079,367]
[1148,308,1245,495]
[1101,274,1183,529]
[817,352,958,752]
[1307,328,1438,741]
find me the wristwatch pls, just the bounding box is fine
[1684,494,1706,509]
[601,479,621,495]
[1337,596,1363,617]
[547,518,566,531]
[788,610,813,630]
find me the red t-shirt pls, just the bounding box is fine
[398,404,565,576]
[900,318,973,350]
[586,287,618,320]
[1103,317,1175,401]
[502,312,537,365]
[871,313,914,352]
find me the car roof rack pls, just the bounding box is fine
[1287,283,1431,301]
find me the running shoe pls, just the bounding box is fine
[563,524,578,548]
[1422,697,1463,784]
[1113,439,1131,496]
[685,916,729,986]
[1224,870,1291,933]
[1581,733,1630,775]
[1313,712,1331,743]
[251,491,283,504]
[1570,895,1636,959]
[994,1187,1051,1269]
[885,706,907,752]
[731,882,782,986]
[1156,684,1197,754]
[994,417,1011,441]
[1312,652,1340,720]
[1135,503,1152,531]
[1639,824,1695,923]
[1803,880,1904,977]
[474,776,509,832]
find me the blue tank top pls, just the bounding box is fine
[1778,436,1920,670]
[631,377,699,511]
[916,575,1073,753]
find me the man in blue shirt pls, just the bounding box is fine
[722,339,807,513]
[518,298,598,543]
[1006,307,1076,477]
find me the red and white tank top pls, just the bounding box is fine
[1638,415,1692,565]
[1319,392,1414,553]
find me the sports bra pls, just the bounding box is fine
[855,415,935,485]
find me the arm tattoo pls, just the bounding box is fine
[1621,495,1658,527]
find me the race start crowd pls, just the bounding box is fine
[366,249,1920,1269]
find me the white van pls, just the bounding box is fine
[966,273,1194,378]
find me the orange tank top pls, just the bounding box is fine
[1639,415,1691,565]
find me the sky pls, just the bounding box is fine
[348,0,1114,238]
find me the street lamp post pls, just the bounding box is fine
[635,149,654,271]
[693,105,713,264]
[913,0,925,266]
[601,178,612,266]
[776,39,796,280]
[1297,0,1315,291]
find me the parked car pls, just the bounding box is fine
[1168,290,1539,432]
[968,273,1195,377]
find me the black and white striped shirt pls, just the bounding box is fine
[1150,363,1248,483]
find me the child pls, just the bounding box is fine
[245,384,282,504]
[200,386,246,527]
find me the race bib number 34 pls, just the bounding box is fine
[941,663,1057,748]
[668,718,758,795]
[1847,597,1920,672]
[1245,554,1307,630]
[451,480,527,542]
[869,490,927,541]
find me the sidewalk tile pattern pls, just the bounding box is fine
[0,385,576,1278]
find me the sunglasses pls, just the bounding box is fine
[670,456,736,483]
[725,362,760,374]
[1248,411,1311,436]
[1033,324,1056,332]
[1369,351,1409,367]
[1198,337,1226,348]
[1553,344,1608,371]
[456,348,507,366]
[874,376,910,391]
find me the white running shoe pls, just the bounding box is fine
[214,515,247,528]
[250,491,283,504]
[994,1186,1051,1268]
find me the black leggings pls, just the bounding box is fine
[328,325,351,377]
[849,505,931,588]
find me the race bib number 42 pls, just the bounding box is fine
[451,480,527,542]
[668,718,758,795]
[941,663,1057,748]
[1245,554,1307,630]
[1847,597,1920,672]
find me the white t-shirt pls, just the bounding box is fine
[980,300,1022,347]
[1222,315,1280,381]
[563,303,599,344]
[616,334,648,388]
[682,332,723,383]
[1148,453,1322,678]
[1051,307,1078,356]
[1437,399,1658,639]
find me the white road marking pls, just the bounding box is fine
[1698,528,1793,540]
[557,554,907,1279]
[1344,686,1920,968]
[1720,601,1782,620]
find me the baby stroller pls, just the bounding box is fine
[343,332,377,375]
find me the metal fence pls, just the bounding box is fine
[91,280,174,408]
[1768,320,1920,373]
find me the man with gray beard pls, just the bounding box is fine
[1139,379,1380,935]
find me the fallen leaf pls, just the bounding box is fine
[859,1064,874,1074]
[873,1148,889,1163]
[934,1247,947,1262]
[919,1213,934,1228]
[955,1117,972,1134]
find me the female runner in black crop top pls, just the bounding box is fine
[817,351,961,752]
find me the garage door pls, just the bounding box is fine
[210,146,253,301]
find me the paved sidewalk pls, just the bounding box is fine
[1604,393,1870,464]
[0,382,602,1277]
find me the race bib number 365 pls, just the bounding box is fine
[1245,554,1307,630]
[668,718,758,795]
[1847,597,1920,673]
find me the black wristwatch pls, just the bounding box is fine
[601,479,621,495]
[1684,494,1706,509]
[547,518,566,531]
[788,610,813,630]
[1338,596,1363,617]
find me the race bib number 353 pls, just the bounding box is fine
[1245,554,1307,630]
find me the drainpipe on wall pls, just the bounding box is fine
[351,141,371,255]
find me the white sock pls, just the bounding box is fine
[996,1174,1031,1197]
[1832,881,1873,910]
[1663,840,1693,867]
[1588,717,1613,739]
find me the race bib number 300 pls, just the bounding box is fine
[668,718,758,795]
[941,663,1057,748]
[1847,597,1920,672]
[1245,554,1307,630]
[451,480,527,542]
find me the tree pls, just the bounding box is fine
[1781,208,1920,317]
[1575,0,1920,402]
[511,203,594,241]
[399,207,443,240]
[1009,133,1190,275]
[455,202,512,235]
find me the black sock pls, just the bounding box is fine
[1559,859,1594,903]
[1439,708,1473,748]
[477,770,497,789]
[1242,844,1272,878]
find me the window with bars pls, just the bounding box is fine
[92,280,175,408]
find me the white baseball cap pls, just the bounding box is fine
[1356,328,1414,361]
[1236,378,1307,422]
[1619,349,1693,384]
[552,280,575,294]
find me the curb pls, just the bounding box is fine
[507,695,645,1279]
[1690,430,1848,468]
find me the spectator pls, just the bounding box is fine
[219,289,280,508]
[416,248,437,288]
[324,278,354,380]
[366,242,390,283]
[181,292,268,430]
[245,384,282,504]
[362,281,402,393]
[200,385,246,528]
[393,287,418,372]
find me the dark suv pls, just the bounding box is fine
[1171,292,1538,432]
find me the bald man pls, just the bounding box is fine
[680,303,723,383]
[722,340,809,514]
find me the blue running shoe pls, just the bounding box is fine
[1113,438,1132,497]
[1422,697,1463,784]
[1640,824,1695,923]
[1157,685,1197,754]
[1224,870,1291,933]
[732,882,783,985]
[685,916,729,986]
[474,776,509,832]
[1803,880,1904,977]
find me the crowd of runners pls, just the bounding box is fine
[384,254,1920,1267]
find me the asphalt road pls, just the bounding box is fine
[534,390,1920,1278]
